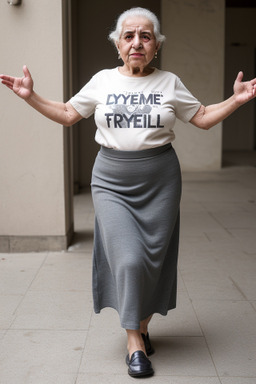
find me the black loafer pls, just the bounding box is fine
[141,332,155,356]
[126,350,154,377]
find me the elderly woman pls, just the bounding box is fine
[1,7,256,378]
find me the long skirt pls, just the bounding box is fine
[91,143,182,330]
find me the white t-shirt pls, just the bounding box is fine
[69,67,201,151]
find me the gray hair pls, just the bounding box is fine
[108,7,166,45]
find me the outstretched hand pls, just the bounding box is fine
[0,65,33,100]
[233,71,256,106]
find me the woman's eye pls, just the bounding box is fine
[125,35,133,40]
[142,35,150,41]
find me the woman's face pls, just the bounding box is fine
[117,16,159,73]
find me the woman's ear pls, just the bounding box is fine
[156,42,161,52]
[115,42,121,59]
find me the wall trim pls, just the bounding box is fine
[0,224,74,253]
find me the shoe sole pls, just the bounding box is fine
[128,368,154,378]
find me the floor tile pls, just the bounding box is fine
[229,229,256,255]
[185,249,256,301]
[203,230,237,245]
[211,210,256,230]
[0,253,47,268]
[178,243,255,301]
[77,374,221,383]
[164,378,221,384]
[201,200,256,215]
[0,254,46,295]
[179,233,210,247]
[0,294,23,329]
[220,379,256,384]
[180,200,206,213]
[0,331,6,343]
[151,336,217,376]
[180,211,222,237]
[193,300,256,377]
[182,180,252,203]
[225,256,256,301]
[10,291,93,330]
[0,330,86,384]
[79,309,126,375]
[150,290,202,337]
[30,252,92,292]
[179,260,245,301]
[76,373,136,383]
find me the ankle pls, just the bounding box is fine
[126,330,146,358]
[140,315,152,336]
[140,322,148,335]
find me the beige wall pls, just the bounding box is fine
[162,0,225,171]
[0,0,73,251]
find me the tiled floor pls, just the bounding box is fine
[0,166,256,384]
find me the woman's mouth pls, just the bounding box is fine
[130,53,144,58]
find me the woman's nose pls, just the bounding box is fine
[132,34,142,49]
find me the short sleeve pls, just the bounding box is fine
[174,77,201,123]
[69,74,99,119]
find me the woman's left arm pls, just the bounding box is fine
[190,71,256,130]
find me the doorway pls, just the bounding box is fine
[71,0,162,190]
[223,1,256,166]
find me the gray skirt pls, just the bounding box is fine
[91,144,182,330]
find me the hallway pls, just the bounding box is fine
[0,166,256,383]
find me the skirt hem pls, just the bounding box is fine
[94,304,177,330]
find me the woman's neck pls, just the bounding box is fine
[119,65,154,77]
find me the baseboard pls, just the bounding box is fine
[0,225,74,253]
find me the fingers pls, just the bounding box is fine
[251,78,256,86]
[1,81,14,91]
[235,71,256,85]
[236,71,244,82]
[23,65,31,78]
[0,74,15,82]
[0,75,15,89]
[252,83,256,96]
[0,74,14,90]
[0,65,30,83]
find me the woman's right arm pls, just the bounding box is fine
[0,65,82,126]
